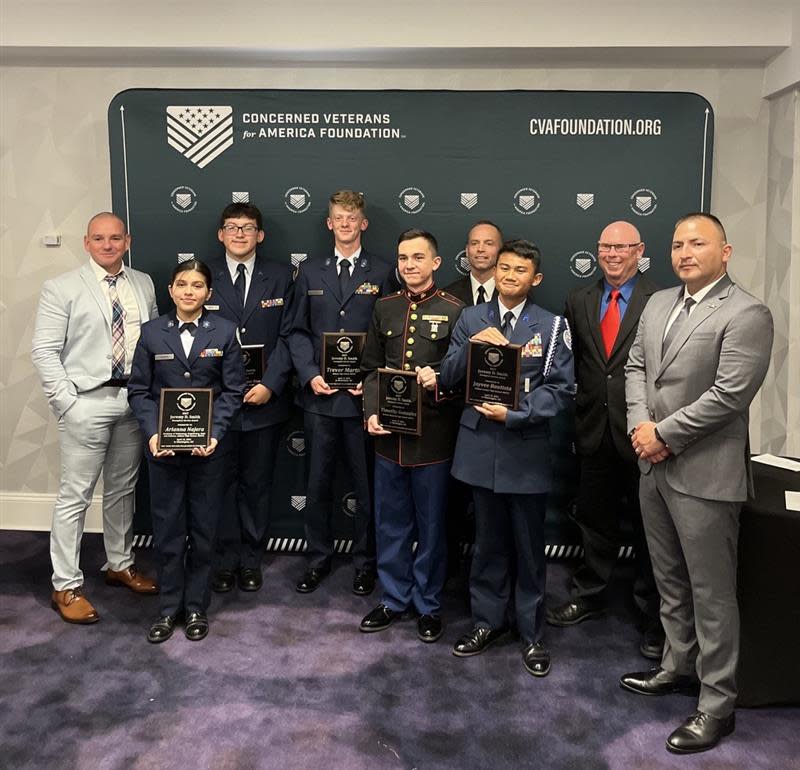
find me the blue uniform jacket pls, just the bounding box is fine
[204,255,295,431]
[289,249,397,418]
[439,298,575,494]
[127,312,246,455]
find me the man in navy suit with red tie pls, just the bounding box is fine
[206,202,295,594]
[289,190,396,596]
[547,221,663,659]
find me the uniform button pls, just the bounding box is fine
[339,310,345,317]
[403,363,411,370]
[409,326,416,333]
[410,303,417,310]
[606,374,612,380]
[241,327,246,334]
[339,328,345,333]
[411,313,418,321]
[431,333,437,339]
[406,351,413,358]
[387,330,393,336]
[407,337,414,344]
[183,372,191,379]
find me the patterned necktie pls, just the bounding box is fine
[476,285,487,304]
[339,258,351,297]
[501,310,515,339]
[662,296,696,357]
[234,263,246,310]
[104,274,125,379]
[600,289,621,358]
[179,322,197,336]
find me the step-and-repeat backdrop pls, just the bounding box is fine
[108,89,713,549]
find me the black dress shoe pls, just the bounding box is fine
[184,611,209,641]
[666,711,735,754]
[147,615,177,644]
[238,567,263,592]
[620,667,699,696]
[359,604,405,633]
[522,640,551,677]
[296,567,330,594]
[211,569,235,593]
[639,620,666,661]
[417,614,443,643]
[546,598,605,627]
[452,626,508,657]
[352,568,376,596]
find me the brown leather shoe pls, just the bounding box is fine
[105,565,159,594]
[51,588,100,624]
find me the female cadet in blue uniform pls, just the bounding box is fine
[439,239,574,676]
[128,259,245,643]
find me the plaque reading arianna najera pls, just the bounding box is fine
[158,388,213,451]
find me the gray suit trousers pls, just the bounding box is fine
[640,462,740,718]
[51,386,141,590]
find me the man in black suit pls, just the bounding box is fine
[444,221,502,307]
[547,220,664,659]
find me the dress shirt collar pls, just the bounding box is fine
[226,252,256,277]
[470,274,495,302]
[90,258,125,282]
[603,274,637,304]
[683,274,726,306]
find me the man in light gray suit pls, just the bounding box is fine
[32,213,159,624]
[619,213,773,754]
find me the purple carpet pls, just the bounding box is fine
[0,531,797,769]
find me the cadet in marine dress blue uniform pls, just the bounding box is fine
[439,240,574,676]
[204,203,295,594]
[360,229,464,644]
[128,259,245,643]
[289,191,397,596]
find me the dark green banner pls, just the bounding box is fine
[109,88,713,548]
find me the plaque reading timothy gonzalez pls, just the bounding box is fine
[322,332,367,389]
[378,368,422,436]
[158,388,213,451]
[466,342,522,410]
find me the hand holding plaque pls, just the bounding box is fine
[377,368,422,436]
[321,332,366,389]
[466,341,521,410]
[158,388,213,451]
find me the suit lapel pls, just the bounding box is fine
[584,281,606,361]
[657,277,733,375]
[127,271,151,322]
[510,300,541,345]
[242,259,273,323]
[212,264,240,318]
[188,316,215,366]
[320,257,341,303]
[341,254,370,305]
[80,264,111,325]
[162,316,189,367]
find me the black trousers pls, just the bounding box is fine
[216,423,283,571]
[303,411,375,571]
[571,426,659,620]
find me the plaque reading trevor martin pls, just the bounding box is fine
[378,368,422,436]
[322,332,366,389]
[158,388,213,451]
[466,341,521,410]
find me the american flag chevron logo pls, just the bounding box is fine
[166,106,234,169]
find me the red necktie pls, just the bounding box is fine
[600,289,621,358]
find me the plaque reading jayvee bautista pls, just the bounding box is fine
[467,342,522,410]
[378,368,422,436]
[158,388,213,451]
[321,332,366,389]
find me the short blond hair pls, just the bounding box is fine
[329,190,365,214]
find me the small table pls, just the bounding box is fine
[737,458,800,707]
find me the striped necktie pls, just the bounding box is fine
[104,274,125,379]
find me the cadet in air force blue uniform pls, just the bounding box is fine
[128,259,245,644]
[440,239,574,676]
[205,203,295,594]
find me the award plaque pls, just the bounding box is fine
[158,388,213,451]
[466,341,522,410]
[321,332,367,389]
[241,344,265,388]
[378,368,422,436]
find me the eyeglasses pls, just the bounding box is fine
[597,242,641,253]
[222,224,259,235]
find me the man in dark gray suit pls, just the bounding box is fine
[620,213,773,754]
[444,221,502,307]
